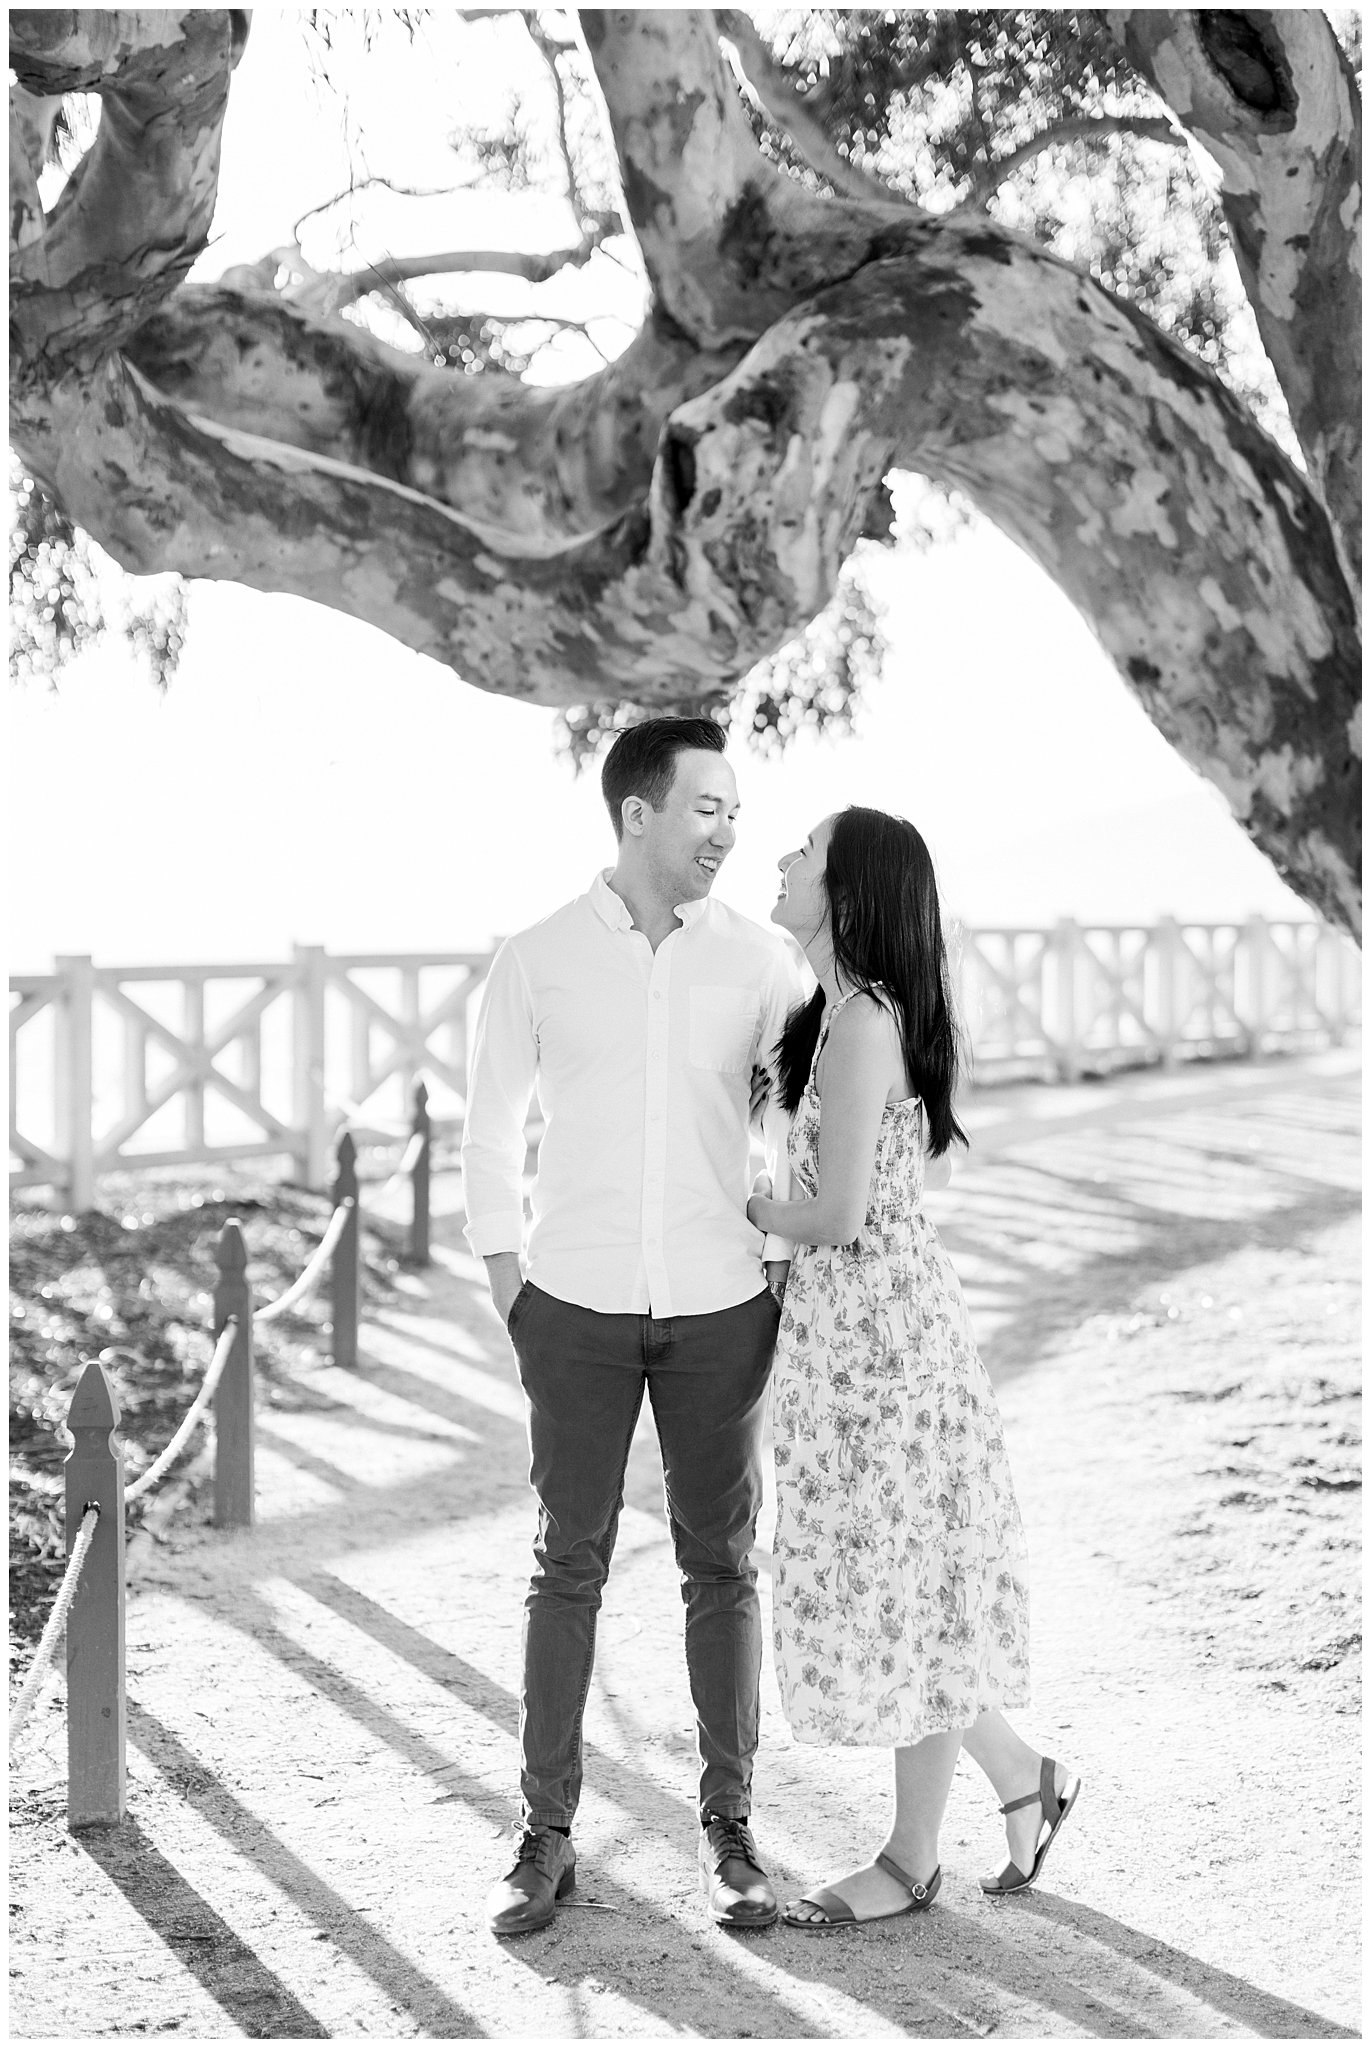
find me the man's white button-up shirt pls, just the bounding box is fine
[461,872,804,1317]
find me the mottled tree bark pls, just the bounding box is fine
[8,8,1362,933]
[10,10,247,371]
[1101,9,1361,600]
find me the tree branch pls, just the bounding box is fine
[653,240,1358,942]
[1101,9,1361,603]
[292,173,467,245]
[9,9,246,373]
[715,9,916,210]
[524,12,588,225]
[574,7,917,354]
[8,8,1359,934]
[20,216,1356,930]
[961,112,1182,209]
[957,22,997,181]
[252,216,622,322]
[9,87,51,249]
[120,284,729,546]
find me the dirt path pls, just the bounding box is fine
[9,1051,1360,2040]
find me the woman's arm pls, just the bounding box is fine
[746,996,903,1246]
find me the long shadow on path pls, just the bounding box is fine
[1025,1893,1359,2040]
[76,1058,1356,2039]
[210,1570,1355,2041]
[79,1814,330,2040]
[119,1701,488,2038]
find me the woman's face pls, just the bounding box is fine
[772,815,835,945]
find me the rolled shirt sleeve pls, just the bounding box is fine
[461,940,538,1258]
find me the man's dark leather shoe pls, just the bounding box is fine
[699,1814,778,1929]
[486,1825,576,1937]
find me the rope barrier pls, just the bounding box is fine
[254,1197,353,1324]
[366,1128,427,1201]
[123,1320,239,1505]
[8,1506,100,1753]
[11,1187,361,1788]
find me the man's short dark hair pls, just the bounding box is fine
[601,717,727,839]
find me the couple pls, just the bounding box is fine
[461,717,1079,1937]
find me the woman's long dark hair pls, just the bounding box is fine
[774,807,968,1156]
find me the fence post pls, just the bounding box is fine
[1049,919,1082,1082]
[1153,917,1183,1069]
[1243,914,1270,1055]
[65,1358,125,1829]
[54,954,95,1213]
[1325,930,1351,1046]
[409,1079,431,1268]
[213,1220,255,1530]
[332,1130,360,1370]
[292,943,330,1190]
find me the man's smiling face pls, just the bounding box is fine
[638,748,740,903]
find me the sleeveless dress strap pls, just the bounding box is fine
[813,987,863,1061]
[809,988,867,1093]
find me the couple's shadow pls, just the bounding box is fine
[755,1882,1357,2040]
[509,1865,1356,2041]
[594,1457,1351,2038]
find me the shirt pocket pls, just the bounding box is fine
[689,985,761,1073]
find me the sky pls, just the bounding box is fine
[7,7,1312,975]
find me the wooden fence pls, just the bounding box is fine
[10,922,1360,1207]
[958,916,1359,1082]
[10,947,492,1208]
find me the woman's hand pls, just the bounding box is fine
[748,1061,772,1127]
[748,1171,772,1232]
[764,1258,790,1306]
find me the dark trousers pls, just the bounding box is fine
[506,1281,780,1828]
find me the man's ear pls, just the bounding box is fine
[621,795,647,839]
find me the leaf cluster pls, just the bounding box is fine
[765,6,1131,200]
[754,8,1281,417]
[9,461,187,692]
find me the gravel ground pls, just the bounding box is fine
[8,1050,1360,2040]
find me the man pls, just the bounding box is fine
[462,716,802,1937]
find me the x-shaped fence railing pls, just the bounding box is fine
[10,923,1361,1207]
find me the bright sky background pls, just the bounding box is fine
[7,7,1310,975]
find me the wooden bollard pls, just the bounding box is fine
[213,1220,255,1529]
[332,1129,360,1370]
[65,1358,126,1829]
[409,1079,431,1268]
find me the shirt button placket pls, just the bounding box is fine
[645,957,670,1312]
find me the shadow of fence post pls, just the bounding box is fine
[65,1358,125,1829]
[213,1220,255,1529]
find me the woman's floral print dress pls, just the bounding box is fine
[772,992,1031,1745]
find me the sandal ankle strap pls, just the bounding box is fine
[1000,1757,1061,1820]
[875,1850,936,1900]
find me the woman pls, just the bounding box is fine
[747,808,1080,1928]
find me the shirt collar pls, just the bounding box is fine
[589,870,714,933]
[590,871,635,931]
